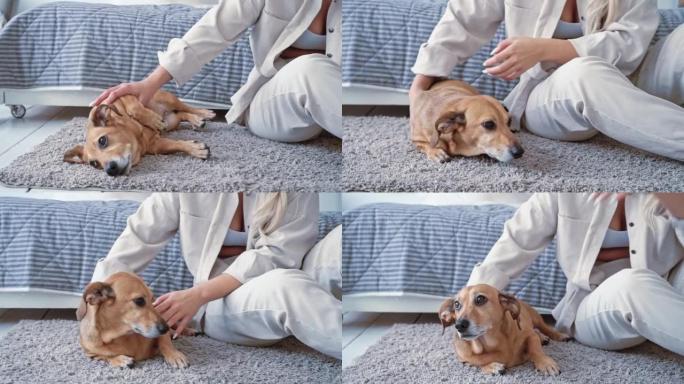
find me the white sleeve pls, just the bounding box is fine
[468,193,559,289]
[91,193,180,282]
[412,0,504,77]
[224,193,319,284]
[157,0,264,85]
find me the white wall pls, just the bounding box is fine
[341,193,531,212]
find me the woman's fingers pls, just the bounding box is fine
[103,87,127,105]
[155,295,174,313]
[154,293,169,307]
[90,86,116,107]
[174,317,191,338]
[167,311,184,330]
[490,38,512,56]
[485,57,516,77]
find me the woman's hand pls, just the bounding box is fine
[483,37,546,81]
[483,37,578,81]
[90,66,172,107]
[409,74,436,106]
[154,287,206,338]
[90,81,156,107]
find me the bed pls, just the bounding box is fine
[0,0,249,118]
[342,0,684,105]
[342,203,565,313]
[0,196,342,308]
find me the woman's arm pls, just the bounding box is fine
[158,0,264,86]
[468,193,559,289]
[91,0,264,106]
[410,0,505,103]
[484,38,579,81]
[154,274,242,337]
[91,193,180,281]
[153,193,319,336]
[655,193,684,219]
[91,66,172,106]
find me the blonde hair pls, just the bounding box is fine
[250,193,288,242]
[585,0,619,34]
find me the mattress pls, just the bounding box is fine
[342,203,566,311]
[0,197,341,296]
[0,2,254,106]
[342,0,684,99]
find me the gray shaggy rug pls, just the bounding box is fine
[342,116,684,192]
[0,118,341,192]
[0,320,340,384]
[343,323,684,384]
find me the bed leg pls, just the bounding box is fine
[9,105,26,119]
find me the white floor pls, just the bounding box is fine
[343,312,438,368]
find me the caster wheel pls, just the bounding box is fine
[10,105,26,119]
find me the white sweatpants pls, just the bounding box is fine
[202,225,342,359]
[525,25,684,161]
[247,54,342,142]
[573,263,684,355]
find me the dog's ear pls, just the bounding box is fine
[501,103,509,113]
[77,281,114,321]
[84,281,115,306]
[438,298,457,335]
[63,145,85,164]
[499,292,521,328]
[91,105,110,127]
[435,112,466,134]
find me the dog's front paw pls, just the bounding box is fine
[187,141,210,160]
[427,148,451,163]
[109,355,135,369]
[482,362,506,375]
[150,115,167,131]
[534,356,560,376]
[164,349,188,369]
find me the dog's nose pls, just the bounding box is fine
[510,145,525,159]
[157,322,169,335]
[105,162,119,176]
[454,318,470,332]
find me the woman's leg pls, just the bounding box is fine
[301,225,342,300]
[203,269,342,359]
[247,54,342,142]
[636,24,684,105]
[573,268,684,355]
[525,56,684,161]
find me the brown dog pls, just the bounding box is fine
[439,284,570,376]
[411,80,523,163]
[76,272,188,369]
[64,91,215,176]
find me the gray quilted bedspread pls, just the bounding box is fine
[0,197,341,296]
[0,2,254,106]
[343,203,566,311]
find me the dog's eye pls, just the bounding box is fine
[98,135,108,149]
[474,295,488,306]
[453,301,461,311]
[482,121,496,130]
[133,297,145,307]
